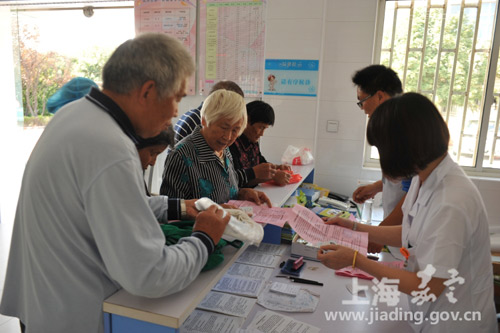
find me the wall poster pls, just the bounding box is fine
[134,0,197,95]
[199,0,266,97]
[263,59,319,97]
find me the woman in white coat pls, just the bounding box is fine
[318,92,496,332]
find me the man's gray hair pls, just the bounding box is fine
[102,33,194,98]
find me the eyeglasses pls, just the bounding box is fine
[356,94,374,109]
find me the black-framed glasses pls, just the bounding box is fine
[356,94,373,109]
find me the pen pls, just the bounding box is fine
[276,275,323,286]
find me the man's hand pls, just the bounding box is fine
[253,163,276,180]
[317,244,356,270]
[352,181,382,203]
[185,199,199,219]
[238,188,272,207]
[193,205,230,244]
[272,170,291,186]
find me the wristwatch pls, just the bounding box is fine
[180,199,188,220]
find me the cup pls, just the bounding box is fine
[361,199,372,224]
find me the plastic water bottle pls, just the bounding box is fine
[361,199,372,224]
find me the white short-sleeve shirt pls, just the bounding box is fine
[401,154,496,332]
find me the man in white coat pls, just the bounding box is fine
[0,33,230,333]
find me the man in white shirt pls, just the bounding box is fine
[0,33,230,333]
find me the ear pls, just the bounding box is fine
[376,90,391,103]
[201,117,207,127]
[138,80,156,105]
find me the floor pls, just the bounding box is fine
[0,127,43,333]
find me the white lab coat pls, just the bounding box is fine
[401,154,496,332]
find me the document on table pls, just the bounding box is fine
[212,275,265,297]
[227,200,265,215]
[245,310,320,333]
[235,250,282,268]
[246,243,287,256]
[257,283,320,312]
[251,207,295,227]
[197,291,256,318]
[226,263,274,281]
[227,200,294,228]
[180,309,244,333]
[288,204,369,253]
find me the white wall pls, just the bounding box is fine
[151,0,500,229]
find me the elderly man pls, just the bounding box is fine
[0,33,229,333]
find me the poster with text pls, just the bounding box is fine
[264,59,319,97]
[199,0,266,97]
[135,0,197,95]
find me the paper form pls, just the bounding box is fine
[251,207,295,227]
[235,251,282,268]
[227,200,294,227]
[288,204,369,252]
[180,309,244,333]
[258,283,320,312]
[226,263,274,281]
[246,243,287,256]
[212,275,265,298]
[269,282,300,296]
[197,291,256,318]
[245,310,320,333]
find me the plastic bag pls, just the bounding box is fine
[195,198,264,246]
[281,145,314,165]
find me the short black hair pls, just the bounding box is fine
[246,100,275,126]
[352,65,403,96]
[137,127,174,149]
[210,80,244,97]
[367,92,449,179]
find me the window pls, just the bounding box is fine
[7,0,134,126]
[370,0,500,176]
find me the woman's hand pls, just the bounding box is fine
[238,188,272,207]
[221,203,238,210]
[253,163,276,179]
[276,164,292,171]
[272,170,291,186]
[322,216,354,230]
[317,244,356,270]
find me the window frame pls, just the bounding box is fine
[367,0,500,178]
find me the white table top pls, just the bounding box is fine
[103,244,247,328]
[103,164,314,328]
[254,164,314,207]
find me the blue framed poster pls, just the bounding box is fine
[264,59,319,97]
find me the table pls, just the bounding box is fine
[103,164,315,332]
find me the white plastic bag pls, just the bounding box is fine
[281,145,314,165]
[195,198,264,246]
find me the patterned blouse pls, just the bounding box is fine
[229,133,268,170]
[160,126,250,204]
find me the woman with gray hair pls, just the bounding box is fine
[161,89,272,206]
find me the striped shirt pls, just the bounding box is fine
[160,126,251,204]
[174,103,202,144]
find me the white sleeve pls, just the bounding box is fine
[83,159,207,297]
[147,195,169,223]
[414,203,468,279]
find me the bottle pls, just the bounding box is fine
[361,199,372,224]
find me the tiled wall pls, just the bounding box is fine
[152,0,500,229]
